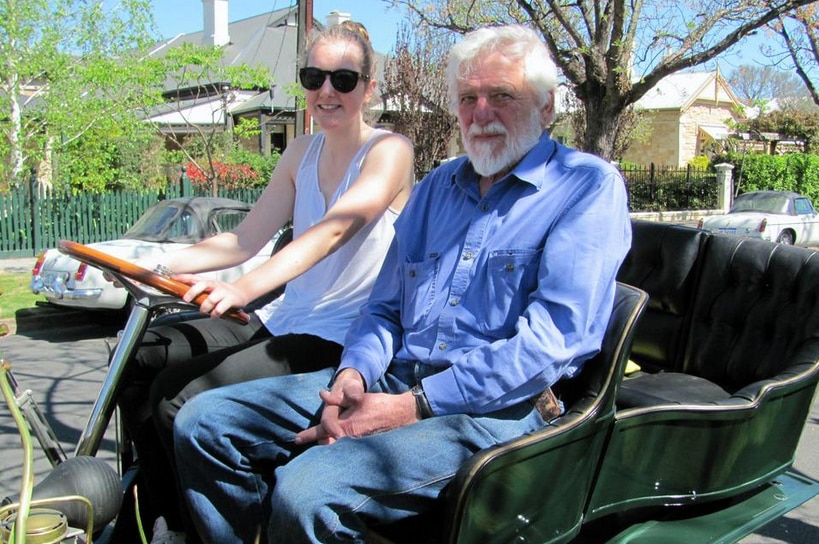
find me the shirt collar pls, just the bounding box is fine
[451,131,556,192]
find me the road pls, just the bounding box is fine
[0,307,124,501]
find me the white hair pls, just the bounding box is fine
[446,25,557,115]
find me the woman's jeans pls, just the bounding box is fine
[174,365,546,544]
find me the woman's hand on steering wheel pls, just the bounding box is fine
[174,275,252,318]
[58,240,249,324]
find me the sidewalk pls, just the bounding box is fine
[0,257,36,274]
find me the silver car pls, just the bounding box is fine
[698,190,819,247]
[31,196,275,310]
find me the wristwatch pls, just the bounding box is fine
[411,384,434,419]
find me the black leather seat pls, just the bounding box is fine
[585,222,819,521]
[618,229,819,408]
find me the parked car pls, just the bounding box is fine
[31,196,276,310]
[698,190,819,246]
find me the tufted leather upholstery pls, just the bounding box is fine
[616,220,706,373]
[686,234,819,393]
[616,220,819,407]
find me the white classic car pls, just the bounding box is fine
[31,196,276,310]
[698,190,819,247]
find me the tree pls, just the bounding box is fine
[0,0,159,192]
[727,64,807,105]
[385,0,818,161]
[770,6,819,107]
[139,42,273,196]
[383,23,458,179]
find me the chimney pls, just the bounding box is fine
[325,10,351,27]
[202,0,230,47]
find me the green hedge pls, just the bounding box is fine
[715,152,819,203]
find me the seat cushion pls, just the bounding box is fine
[617,372,732,407]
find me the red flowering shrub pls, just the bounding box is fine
[185,161,260,189]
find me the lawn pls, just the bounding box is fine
[0,271,44,321]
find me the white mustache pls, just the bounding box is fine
[468,122,507,137]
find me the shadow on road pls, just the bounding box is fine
[14,303,126,341]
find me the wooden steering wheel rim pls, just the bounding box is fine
[58,240,249,325]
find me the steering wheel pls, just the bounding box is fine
[58,240,249,325]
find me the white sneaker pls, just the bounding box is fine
[151,516,187,544]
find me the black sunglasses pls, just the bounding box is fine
[298,67,370,93]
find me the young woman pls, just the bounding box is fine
[117,21,414,544]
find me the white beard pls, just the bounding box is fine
[463,109,543,177]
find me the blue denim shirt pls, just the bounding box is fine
[339,133,632,415]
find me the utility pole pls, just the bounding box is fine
[296,0,313,135]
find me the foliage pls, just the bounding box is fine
[619,164,719,212]
[383,22,458,179]
[0,0,158,191]
[139,42,274,196]
[184,147,279,191]
[186,162,260,189]
[713,151,819,204]
[227,146,280,186]
[55,116,168,193]
[386,0,819,160]
[732,110,819,154]
[687,155,711,170]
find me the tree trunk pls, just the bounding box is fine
[581,95,622,161]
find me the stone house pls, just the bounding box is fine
[620,71,743,167]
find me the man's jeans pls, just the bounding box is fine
[174,366,546,544]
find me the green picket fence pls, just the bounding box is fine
[0,182,264,259]
[0,164,717,260]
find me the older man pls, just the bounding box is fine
[174,24,631,544]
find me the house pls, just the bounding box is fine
[146,1,376,156]
[621,70,743,167]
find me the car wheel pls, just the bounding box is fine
[776,230,795,245]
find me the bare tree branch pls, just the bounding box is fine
[386,0,818,160]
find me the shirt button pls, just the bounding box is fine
[462,251,473,261]
[481,204,489,212]
[408,270,416,278]
[449,298,459,306]
[505,263,515,271]
[438,342,447,350]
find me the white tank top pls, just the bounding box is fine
[254,129,399,344]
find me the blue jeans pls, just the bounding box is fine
[174,366,546,544]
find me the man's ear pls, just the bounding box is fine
[540,89,555,126]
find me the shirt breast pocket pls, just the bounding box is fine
[481,249,542,333]
[401,254,440,330]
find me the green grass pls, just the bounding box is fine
[0,271,45,321]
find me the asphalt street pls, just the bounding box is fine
[0,257,818,542]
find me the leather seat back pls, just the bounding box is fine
[616,220,706,373]
[683,234,819,392]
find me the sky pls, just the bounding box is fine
[150,0,406,54]
[145,1,814,91]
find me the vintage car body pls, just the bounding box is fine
[30,197,274,310]
[699,190,819,246]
